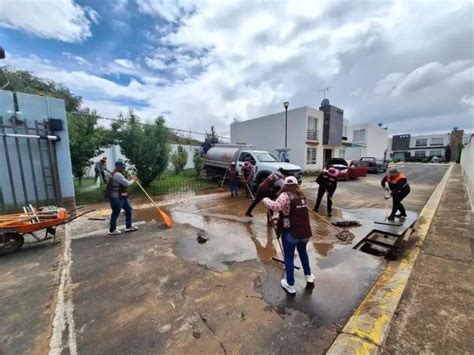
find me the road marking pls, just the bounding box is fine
[49,223,77,355]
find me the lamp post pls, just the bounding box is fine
[283,101,289,147]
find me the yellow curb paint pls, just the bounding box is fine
[327,165,453,355]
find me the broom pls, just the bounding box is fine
[217,169,228,193]
[269,215,300,269]
[135,180,173,228]
[307,208,354,242]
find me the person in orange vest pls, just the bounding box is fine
[381,168,411,221]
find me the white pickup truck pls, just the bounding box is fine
[203,144,303,189]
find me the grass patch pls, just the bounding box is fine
[302,169,321,176]
[74,170,217,205]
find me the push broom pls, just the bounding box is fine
[135,180,173,228]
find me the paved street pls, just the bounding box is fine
[0,163,450,354]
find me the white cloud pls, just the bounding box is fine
[461,96,474,107]
[114,59,135,70]
[3,0,473,136]
[0,0,97,42]
[136,0,196,22]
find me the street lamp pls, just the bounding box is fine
[283,101,289,147]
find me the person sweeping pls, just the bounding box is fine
[263,176,315,295]
[314,167,339,217]
[381,168,411,221]
[245,169,286,217]
[242,159,254,198]
[94,157,108,184]
[227,162,239,197]
[107,160,139,235]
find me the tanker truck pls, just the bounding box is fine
[203,144,302,189]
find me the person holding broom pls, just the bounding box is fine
[263,176,314,295]
[245,169,285,217]
[242,159,254,198]
[381,168,410,221]
[314,167,339,217]
[107,160,139,235]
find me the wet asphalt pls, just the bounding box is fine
[0,163,450,354]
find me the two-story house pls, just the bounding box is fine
[230,99,355,170]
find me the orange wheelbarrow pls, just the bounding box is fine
[0,206,94,255]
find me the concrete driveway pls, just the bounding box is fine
[0,163,449,354]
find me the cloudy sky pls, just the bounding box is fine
[0,0,472,137]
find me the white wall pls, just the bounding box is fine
[460,136,474,210]
[87,143,200,177]
[345,123,388,160]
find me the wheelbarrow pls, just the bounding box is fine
[0,205,94,255]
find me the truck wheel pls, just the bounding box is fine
[0,232,24,255]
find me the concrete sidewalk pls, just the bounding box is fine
[384,165,474,354]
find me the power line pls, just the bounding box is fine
[68,111,230,140]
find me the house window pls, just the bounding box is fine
[307,116,319,140]
[339,149,345,159]
[353,129,366,142]
[415,151,426,157]
[431,137,443,146]
[415,138,427,146]
[430,150,442,157]
[306,147,317,164]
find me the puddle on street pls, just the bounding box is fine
[141,193,394,329]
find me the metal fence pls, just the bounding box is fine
[0,117,61,213]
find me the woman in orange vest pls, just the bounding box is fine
[381,168,411,221]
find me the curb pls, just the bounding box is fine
[326,164,454,354]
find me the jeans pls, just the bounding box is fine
[281,230,312,286]
[229,180,239,194]
[109,198,132,232]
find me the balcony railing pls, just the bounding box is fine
[306,129,319,141]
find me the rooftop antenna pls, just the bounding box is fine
[318,85,332,99]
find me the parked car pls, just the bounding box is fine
[358,157,388,173]
[325,158,368,181]
[431,156,443,163]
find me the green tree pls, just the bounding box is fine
[67,109,112,184]
[0,67,82,111]
[445,145,451,162]
[193,149,204,176]
[170,145,188,174]
[112,112,171,187]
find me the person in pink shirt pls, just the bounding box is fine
[263,176,315,294]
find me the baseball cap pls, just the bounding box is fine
[284,176,298,185]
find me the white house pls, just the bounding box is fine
[344,123,389,161]
[231,105,348,170]
[230,100,387,170]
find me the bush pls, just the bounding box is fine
[193,149,204,176]
[171,145,188,174]
[303,169,321,176]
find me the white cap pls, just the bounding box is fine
[284,176,298,185]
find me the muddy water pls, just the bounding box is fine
[163,194,389,328]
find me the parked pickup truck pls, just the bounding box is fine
[203,144,303,188]
[358,157,388,173]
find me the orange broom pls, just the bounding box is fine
[135,180,173,228]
